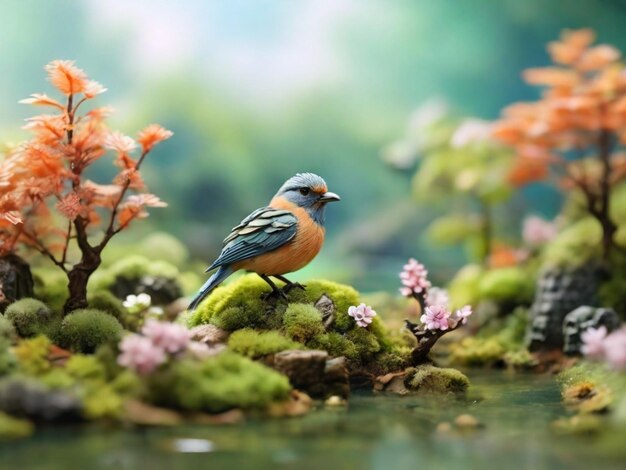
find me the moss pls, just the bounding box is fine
[13,335,51,376]
[82,384,124,419]
[39,369,75,390]
[450,309,529,367]
[308,331,359,361]
[65,355,107,382]
[4,298,51,337]
[135,232,190,265]
[345,327,381,361]
[283,303,324,342]
[190,275,407,371]
[0,338,15,376]
[32,268,67,313]
[447,264,484,308]
[543,217,602,268]
[58,309,123,353]
[599,252,626,315]
[147,352,292,413]
[89,255,180,292]
[228,329,302,358]
[478,267,534,305]
[405,364,469,393]
[374,349,411,373]
[0,411,34,439]
[0,317,15,340]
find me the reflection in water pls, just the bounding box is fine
[1,372,625,470]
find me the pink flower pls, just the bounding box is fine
[348,303,377,328]
[522,216,558,246]
[399,258,432,297]
[603,328,626,371]
[455,305,473,324]
[581,326,608,360]
[142,319,191,354]
[118,334,166,375]
[426,287,449,307]
[420,304,450,330]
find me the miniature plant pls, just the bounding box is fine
[4,298,52,337]
[58,309,123,353]
[400,258,473,364]
[582,325,626,370]
[493,28,626,260]
[0,60,172,313]
[383,105,514,264]
[117,319,210,375]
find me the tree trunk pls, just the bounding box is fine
[63,252,101,314]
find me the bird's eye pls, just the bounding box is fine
[299,188,310,196]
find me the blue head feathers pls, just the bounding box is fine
[274,173,340,225]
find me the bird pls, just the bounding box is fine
[188,173,340,311]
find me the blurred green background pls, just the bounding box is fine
[1,0,625,291]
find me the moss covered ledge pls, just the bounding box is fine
[188,275,411,375]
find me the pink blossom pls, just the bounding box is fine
[348,303,377,328]
[581,326,608,360]
[420,304,451,330]
[455,305,473,324]
[399,258,432,297]
[142,319,191,354]
[118,334,166,375]
[426,287,449,307]
[522,216,558,246]
[603,328,626,371]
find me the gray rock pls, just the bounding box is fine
[314,294,335,330]
[0,255,34,312]
[0,378,83,422]
[272,350,349,398]
[563,306,621,355]
[527,264,606,351]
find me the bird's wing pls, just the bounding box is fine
[206,207,297,271]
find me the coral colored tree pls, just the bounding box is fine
[493,29,626,260]
[0,60,172,313]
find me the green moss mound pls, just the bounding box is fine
[478,267,534,305]
[543,217,602,268]
[147,351,291,413]
[4,298,51,338]
[405,364,469,393]
[58,309,123,353]
[450,309,530,367]
[189,275,408,373]
[0,317,15,340]
[0,411,33,439]
[228,329,302,358]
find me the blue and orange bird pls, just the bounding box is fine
[188,173,340,311]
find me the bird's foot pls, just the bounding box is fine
[261,289,288,302]
[282,282,306,294]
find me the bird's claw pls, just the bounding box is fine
[261,289,288,302]
[282,282,306,294]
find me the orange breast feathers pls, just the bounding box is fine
[233,196,325,276]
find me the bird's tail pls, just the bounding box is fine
[187,266,233,311]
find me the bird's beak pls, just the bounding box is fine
[319,191,341,203]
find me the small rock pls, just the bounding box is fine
[325,395,347,407]
[124,400,182,426]
[454,414,482,429]
[562,306,621,355]
[190,324,230,345]
[267,390,312,417]
[0,255,34,312]
[435,422,452,434]
[323,356,350,399]
[314,294,335,330]
[0,378,83,423]
[273,350,328,398]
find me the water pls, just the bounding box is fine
[1,371,624,470]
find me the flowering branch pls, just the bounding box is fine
[399,258,473,365]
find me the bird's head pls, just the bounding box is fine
[272,173,340,225]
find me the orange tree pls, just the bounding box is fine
[0,60,172,313]
[493,29,626,260]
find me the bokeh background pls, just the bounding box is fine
[1,0,624,291]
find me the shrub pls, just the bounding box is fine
[228,329,302,358]
[58,309,123,353]
[4,298,51,337]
